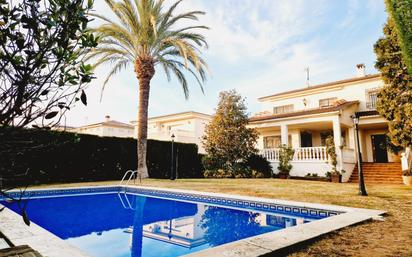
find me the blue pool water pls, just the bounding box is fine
[2,192,323,257]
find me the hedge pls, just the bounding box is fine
[0,126,203,187]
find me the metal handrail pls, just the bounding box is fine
[119,170,137,191]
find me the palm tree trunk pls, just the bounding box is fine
[135,57,155,179]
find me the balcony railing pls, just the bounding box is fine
[260,147,329,162]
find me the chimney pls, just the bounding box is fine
[105,115,110,122]
[356,63,366,77]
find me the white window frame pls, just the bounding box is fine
[273,104,294,115]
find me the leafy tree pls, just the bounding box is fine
[88,0,209,178]
[385,0,412,75]
[374,19,412,156]
[203,90,258,176]
[0,0,97,127]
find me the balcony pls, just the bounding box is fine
[260,147,329,162]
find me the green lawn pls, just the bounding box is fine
[32,179,412,257]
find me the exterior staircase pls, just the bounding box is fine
[349,162,403,184]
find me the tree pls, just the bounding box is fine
[88,0,208,178]
[374,18,412,155]
[203,90,258,176]
[0,0,98,127]
[385,0,412,75]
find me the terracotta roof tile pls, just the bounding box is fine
[249,100,359,122]
[258,74,381,101]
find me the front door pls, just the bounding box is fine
[301,132,313,147]
[371,134,388,163]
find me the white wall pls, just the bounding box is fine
[140,116,211,153]
[270,161,332,177]
[260,77,383,114]
[102,126,134,138]
[76,126,134,138]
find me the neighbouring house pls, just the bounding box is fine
[131,111,212,154]
[249,64,404,183]
[72,115,135,138]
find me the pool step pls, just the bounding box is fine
[349,162,402,184]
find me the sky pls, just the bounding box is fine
[64,0,388,126]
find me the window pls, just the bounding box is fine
[319,97,337,108]
[273,104,294,115]
[263,136,292,148]
[264,136,281,148]
[366,88,379,109]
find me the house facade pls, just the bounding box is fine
[249,64,402,182]
[131,111,212,153]
[72,115,135,138]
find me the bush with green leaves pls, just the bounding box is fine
[0,0,98,127]
[374,18,412,157]
[325,136,338,173]
[203,90,259,178]
[0,126,203,187]
[385,0,412,75]
[277,144,294,175]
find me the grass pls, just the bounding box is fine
[31,179,412,257]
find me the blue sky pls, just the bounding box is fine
[65,0,387,126]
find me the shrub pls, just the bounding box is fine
[0,126,203,186]
[245,154,272,178]
[277,145,294,175]
[203,154,272,179]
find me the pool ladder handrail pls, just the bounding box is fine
[119,170,138,190]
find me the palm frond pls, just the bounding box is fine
[91,0,209,100]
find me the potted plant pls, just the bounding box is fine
[329,170,346,183]
[325,136,343,183]
[277,145,294,179]
[401,170,411,186]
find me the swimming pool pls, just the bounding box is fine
[0,186,385,257]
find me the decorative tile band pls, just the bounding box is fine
[1,186,344,218]
[123,187,344,218]
[1,186,118,200]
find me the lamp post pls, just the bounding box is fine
[170,134,175,180]
[351,115,368,196]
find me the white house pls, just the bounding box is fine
[72,115,135,138]
[131,111,212,153]
[249,64,403,182]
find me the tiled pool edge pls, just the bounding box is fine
[0,206,91,257]
[0,185,385,257]
[126,186,385,257]
[183,210,384,257]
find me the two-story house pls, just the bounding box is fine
[131,111,212,153]
[249,64,402,182]
[73,115,135,138]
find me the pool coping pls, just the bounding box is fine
[0,185,385,257]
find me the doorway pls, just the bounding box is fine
[300,131,313,147]
[371,134,388,163]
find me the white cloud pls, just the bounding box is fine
[63,0,386,126]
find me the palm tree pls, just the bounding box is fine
[87,0,208,178]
